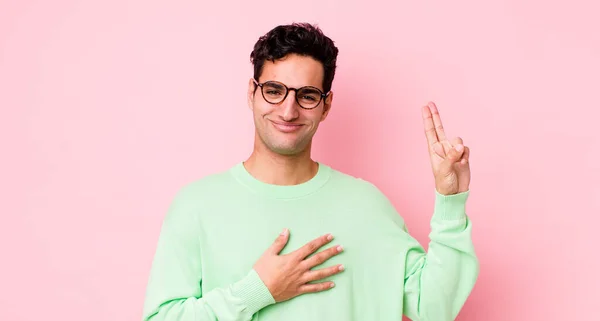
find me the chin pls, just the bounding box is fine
[256,128,312,156]
[265,138,310,155]
[269,144,304,156]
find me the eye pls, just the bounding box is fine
[298,88,321,102]
[263,83,285,97]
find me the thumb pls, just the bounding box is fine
[442,144,464,171]
[448,144,464,162]
[268,228,290,255]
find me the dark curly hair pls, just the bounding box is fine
[250,23,339,93]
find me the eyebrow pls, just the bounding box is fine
[299,87,321,93]
[264,81,323,92]
[265,82,285,90]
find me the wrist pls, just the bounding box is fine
[433,189,470,220]
[231,269,276,314]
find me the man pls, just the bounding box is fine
[142,23,478,321]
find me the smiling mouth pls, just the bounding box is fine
[270,120,304,133]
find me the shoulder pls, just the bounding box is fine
[326,165,407,227]
[166,166,236,209]
[331,165,393,210]
[328,166,386,196]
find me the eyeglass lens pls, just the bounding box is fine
[261,81,322,108]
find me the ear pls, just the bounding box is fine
[320,91,334,122]
[247,78,257,110]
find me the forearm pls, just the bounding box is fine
[403,190,479,321]
[143,269,275,321]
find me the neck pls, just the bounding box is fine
[243,140,318,186]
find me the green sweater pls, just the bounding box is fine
[142,162,479,321]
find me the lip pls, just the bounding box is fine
[270,120,304,133]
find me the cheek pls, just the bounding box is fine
[306,111,325,124]
[253,101,276,118]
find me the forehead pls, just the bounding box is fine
[259,54,324,90]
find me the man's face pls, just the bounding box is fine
[247,54,333,156]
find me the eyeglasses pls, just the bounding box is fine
[253,79,329,109]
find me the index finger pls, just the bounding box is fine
[422,104,439,148]
[293,234,334,260]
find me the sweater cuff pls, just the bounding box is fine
[433,189,470,220]
[231,269,276,314]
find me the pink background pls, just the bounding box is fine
[1,1,598,320]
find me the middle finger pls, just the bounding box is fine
[302,245,344,269]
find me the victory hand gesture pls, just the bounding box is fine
[422,102,470,195]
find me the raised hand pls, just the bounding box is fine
[422,102,471,195]
[253,228,345,302]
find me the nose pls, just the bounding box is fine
[280,90,300,121]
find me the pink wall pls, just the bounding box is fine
[1,1,598,320]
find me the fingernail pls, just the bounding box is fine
[339,264,345,271]
[455,144,464,152]
[337,245,344,252]
[330,283,335,288]
[280,228,288,236]
[326,234,333,241]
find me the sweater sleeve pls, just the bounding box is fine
[142,185,276,321]
[402,189,479,321]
